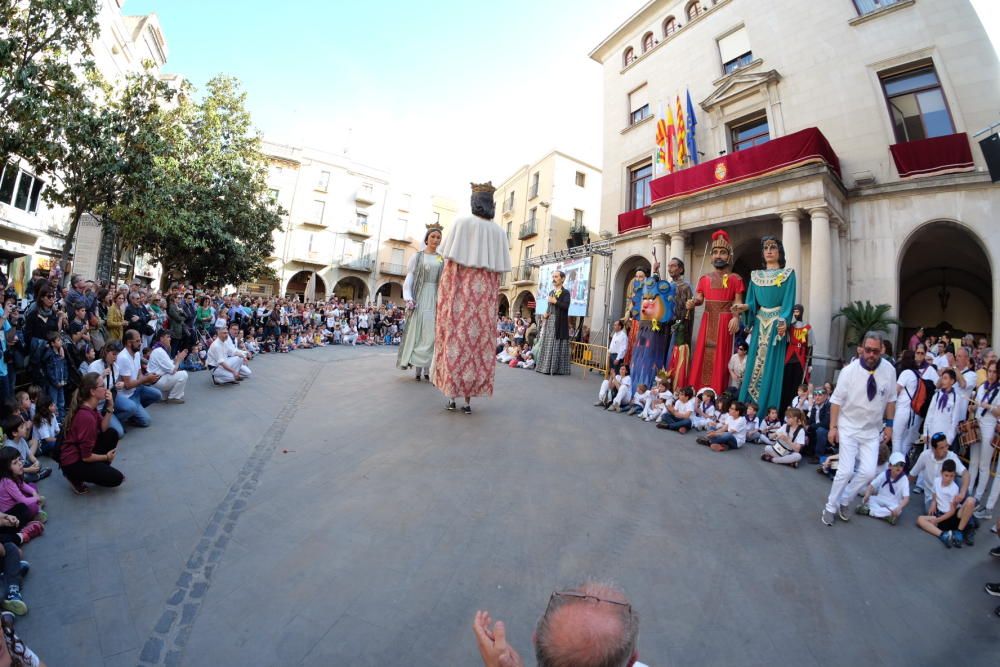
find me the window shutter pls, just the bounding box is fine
[718,27,750,64]
[629,84,649,113]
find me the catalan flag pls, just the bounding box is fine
[665,104,676,172]
[655,105,669,173]
[675,95,688,166]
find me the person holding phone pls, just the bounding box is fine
[59,372,123,495]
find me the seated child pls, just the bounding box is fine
[2,416,49,483]
[656,386,696,433]
[790,383,812,414]
[757,407,783,446]
[916,459,976,548]
[0,447,46,526]
[857,451,910,525]
[517,350,535,369]
[626,384,650,416]
[180,344,206,372]
[761,408,806,467]
[31,395,59,459]
[691,389,718,431]
[642,379,673,422]
[743,403,761,444]
[699,401,749,452]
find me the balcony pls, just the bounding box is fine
[617,209,651,235]
[355,183,376,205]
[502,200,514,217]
[511,264,536,285]
[346,221,371,237]
[889,132,974,179]
[379,262,407,276]
[339,255,374,272]
[499,272,508,288]
[292,250,328,266]
[647,127,841,205]
[518,220,538,239]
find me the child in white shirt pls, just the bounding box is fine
[922,368,961,445]
[743,403,762,444]
[756,407,783,446]
[762,408,806,467]
[627,384,651,416]
[790,384,812,414]
[656,387,696,433]
[858,452,910,525]
[700,401,749,452]
[916,459,973,548]
[642,380,673,422]
[691,389,718,430]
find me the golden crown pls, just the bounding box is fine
[425,222,444,232]
[470,181,496,194]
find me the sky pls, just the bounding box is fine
[126,0,999,201]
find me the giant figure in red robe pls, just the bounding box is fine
[686,230,745,394]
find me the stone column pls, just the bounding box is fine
[830,225,844,362]
[668,231,688,268]
[780,210,801,276]
[808,207,833,381]
[650,233,669,272]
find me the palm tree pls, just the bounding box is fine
[832,301,901,357]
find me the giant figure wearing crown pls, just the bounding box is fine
[686,230,745,394]
[624,255,676,390]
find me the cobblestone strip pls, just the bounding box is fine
[138,364,322,666]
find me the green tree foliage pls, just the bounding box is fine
[833,300,901,349]
[0,0,100,167]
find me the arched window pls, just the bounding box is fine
[686,2,703,21]
[642,32,654,53]
[663,16,677,37]
[624,47,635,67]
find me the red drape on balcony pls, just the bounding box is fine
[889,132,975,178]
[649,127,841,204]
[617,208,652,234]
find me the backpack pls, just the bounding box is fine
[906,369,933,419]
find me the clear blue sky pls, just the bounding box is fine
[126,0,999,200]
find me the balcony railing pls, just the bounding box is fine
[346,221,371,237]
[379,262,407,276]
[499,272,508,288]
[339,256,374,272]
[355,183,376,205]
[511,264,536,284]
[888,132,974,179]
[853,0,904,16]
[518,220,538,239]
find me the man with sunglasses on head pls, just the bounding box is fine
[473,581,646,667]
[822,331,897,526]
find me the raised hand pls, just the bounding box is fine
[473,610,524,667]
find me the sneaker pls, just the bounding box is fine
[939,531,952,548]
[68,478,88,495]
[446,400,456,411]
[17,521,43,545]
[856,505,871,516]
[990,546,1000,558]
[593,401,605,407]
[951,530,964,549]
[17,561,28,579]
[821,510,835,526]
[964,529,976,547]
[838,505,851,522]
[885,514,897,526]
[912,486,923,495]
[1,587,26,616]
[985,583,1000,598]
[34,510,46,524]
[655,422,670,430]
[974,507,993,521]
[461,405,472,415]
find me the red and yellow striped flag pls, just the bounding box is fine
[675,95,688,166]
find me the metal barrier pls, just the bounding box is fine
[570,342,607,374]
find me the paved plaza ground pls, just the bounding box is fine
[17,345,998,666]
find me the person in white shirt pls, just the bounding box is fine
[655,387,695,432]
[341,321,357,346]
[973,360,1000,520]
[858,452,910,525]
[761,408,807,467]
[626,383,651,416]
[606,365,633,412]
[226,324,253,378]
[607,319,629,373]
[909,433,976,518]
[642,380,672,422]
[206,326,244,385]
[114,330,162,427]
[147,329,189,402]
[789,384,812,414]
[822,332,897,526]
[922,369,960,445]
[953,346,977,409]
[690,389,718,431]
[916,459,975,548]
[701,401,749,452]
[891,349,921,460]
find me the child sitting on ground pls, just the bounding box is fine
[691,389,718,431]
[699,401,749,452]
[0,447,46,527]
[857,452,910,525]
[180,344,206,372]
[642,379,673,422]
[757,407,783,446]
[761,408,806,467]
[626,384,650,416]
[31,395,59,460]
[656,386,696,433]
[744,403,761,444]
[790,383,812,413]
[25,387,42,422]
[917,459,974,548]
[2,416,48,483]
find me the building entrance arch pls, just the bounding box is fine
[512,290,535,320]
[498,294,510,317]
[285,271,326,302]
[611,255,651,323]
[334,276,369,303]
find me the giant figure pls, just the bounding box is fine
[628,258,675,389]
[664,257,693,390]
[687,230,744,393]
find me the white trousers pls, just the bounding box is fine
[825,428,880,513]
[153,371,189,400]
[643,404,666,421]
[867,495,900,518]
[343,333,357,346]
[212,356,244,384]
[764,444,801,466]
[891,408,921,459]
[973,420,999,509]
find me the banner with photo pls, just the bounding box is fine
[535,256,592,317]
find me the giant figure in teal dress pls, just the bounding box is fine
[738,236,797,412]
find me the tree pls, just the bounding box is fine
[130,76,282,287]
[833,300,901,352]
[0,0,100,167]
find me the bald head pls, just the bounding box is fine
[535,582,638,667]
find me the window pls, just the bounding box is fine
[718,27,753,75]
[628,163,653,210]
[642,32,654,53]
[357,212,368,231]
[391,248,405,266]
[528,207,537,224]
[268,188,279,202]
[623,47,635,68]
[529,172,539,199]
[13,173,33,211]
[730,115,770,151]
[663,17,678,37]
[506,221,512,240]
[0,164,16,204]
[880,64,955,143]
[686,2,703,21]
[575,171,586,187]
[573,209,584,227]
[316,170,330,191]
[629,84,650,126]
[398,218,408,237]
[311,200,325,224]
[504,191,515,212]
[433,211,441,224]
[853,0,904,16]
[524,245,534,260]
[27,178,42,213]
